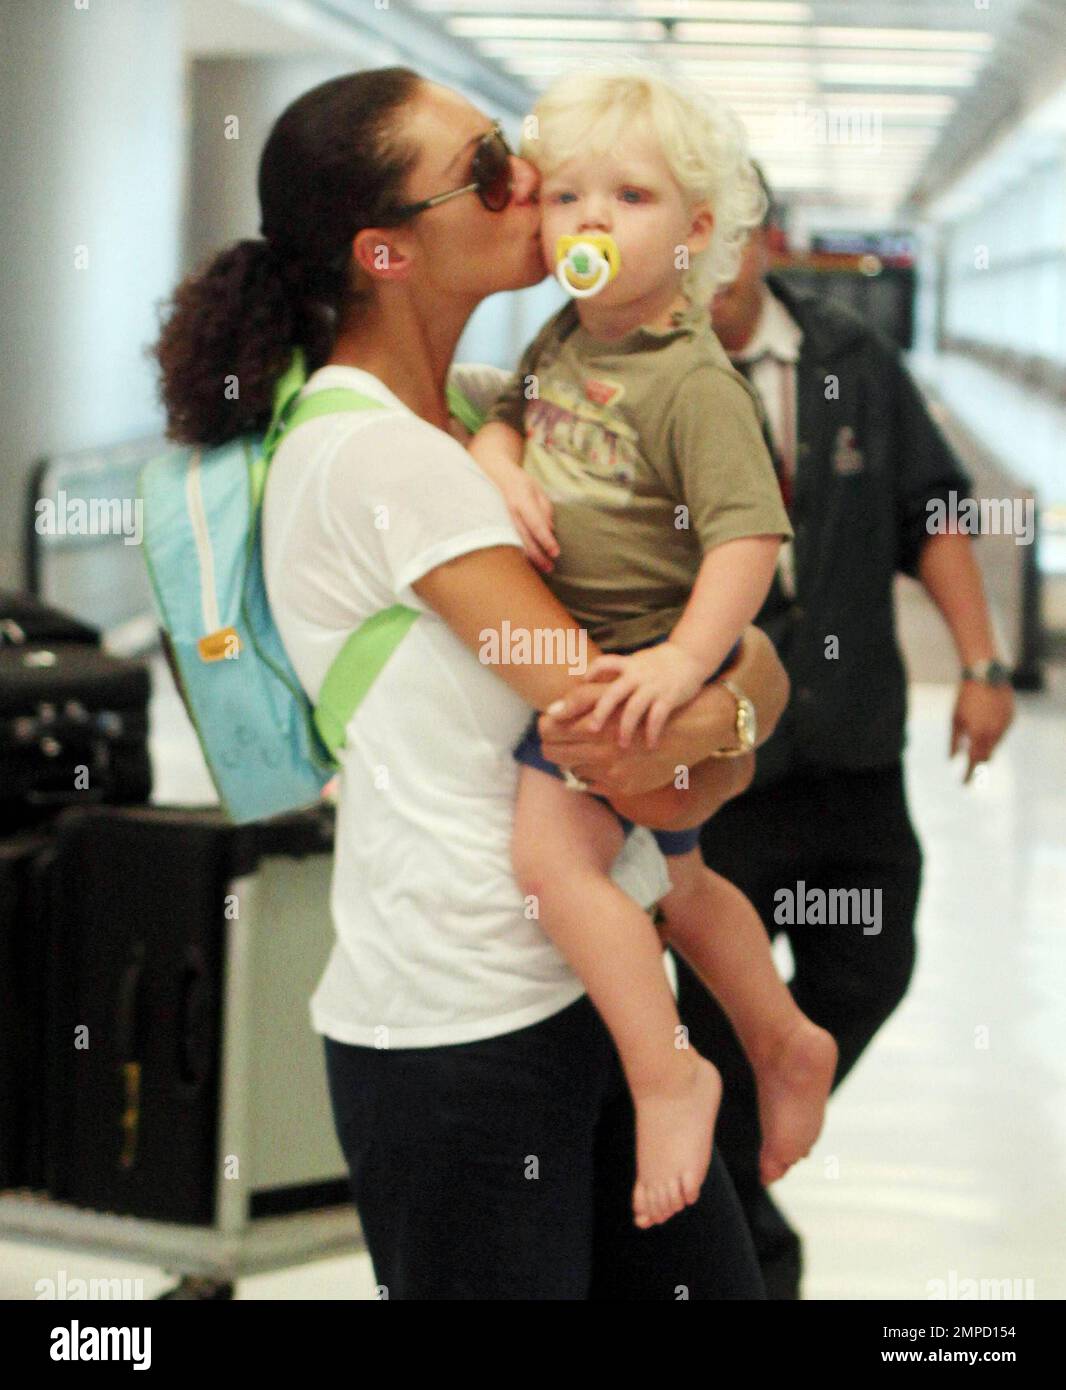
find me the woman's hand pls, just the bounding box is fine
[538,625,788,796]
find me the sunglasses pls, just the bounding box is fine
[391,120,514,220]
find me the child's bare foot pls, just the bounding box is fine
[755,1019,838,1185]
[631,1053,722,1229]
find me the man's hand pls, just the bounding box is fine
[951,680,1014,783]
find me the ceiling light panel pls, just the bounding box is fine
[446,17,665,41]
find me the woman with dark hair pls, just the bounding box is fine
[151,67,789,1299]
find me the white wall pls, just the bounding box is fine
[940,153,1066,362]
[0,0,558,593]
[0,0,185,589]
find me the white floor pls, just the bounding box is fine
[3,579,1065,1299]
[775,667,1066,1300]
[3,663,1063,1301]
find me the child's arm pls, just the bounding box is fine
[466,419,524,479]
[670,534,781,675]
[583,534,782,748]
[467,421,559,574]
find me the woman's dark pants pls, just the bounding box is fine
[324,993,766,1300]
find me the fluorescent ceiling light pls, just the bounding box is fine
[814,27,994,51]
[419,0,812,14]
[668,23,811,44]
[818,64,977,87]
[663,43,982,68]
[632,1,813,17]
[447,17,665,40]
[478,39,662,58]
[815,94,957,113]
[673,22,988,53]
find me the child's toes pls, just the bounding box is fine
[651,1183,671,1226]
[632,1180,652,1227]
[760,1152,790,1185]
[680,1168,701,1206]
[665,1177,684,1217]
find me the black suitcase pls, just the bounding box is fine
[0,830,56,1189]
[0,640,151,833]
[46,802,340,1226]
[0,590,101,648]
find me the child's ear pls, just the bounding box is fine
[687,202,714,253]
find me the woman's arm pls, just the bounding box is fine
[410,540,788,822]
[411,544,607,711]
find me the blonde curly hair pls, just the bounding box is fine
[521,61,766,302]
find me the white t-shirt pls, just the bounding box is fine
[262,361,670,1048]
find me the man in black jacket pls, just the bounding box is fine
[675,189,1016,1298]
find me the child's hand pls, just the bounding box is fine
[496,469,559,574]
[583,643,707,749]
[466,428,559,573]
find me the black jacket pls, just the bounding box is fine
[750,274,971,787]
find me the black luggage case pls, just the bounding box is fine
[0,640,151,833]
[0,830,56,1190]
[46,802,339,1226]
[0,590,101,648]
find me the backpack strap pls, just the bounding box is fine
[314,605,421,757]
[445,381,486,436]
[261,348,488,759]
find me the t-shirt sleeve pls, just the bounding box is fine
[478,369,527,433]
[446,362,514,424]
[658,365,794,553]
[479,311,563,435]
[873,334,974,578]
[319,413,524,608]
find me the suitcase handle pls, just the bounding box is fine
[115,942,146,1171]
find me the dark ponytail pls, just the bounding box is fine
[150,67,423,446]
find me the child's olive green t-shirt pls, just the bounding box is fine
[481,295,793,651]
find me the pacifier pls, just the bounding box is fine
[555,234,621,299]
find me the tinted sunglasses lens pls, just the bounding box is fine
[474,131,512,211]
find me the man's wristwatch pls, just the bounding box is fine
[960,658,1012,688]
[711,677,757,757]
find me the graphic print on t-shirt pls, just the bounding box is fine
[523,376,640,503]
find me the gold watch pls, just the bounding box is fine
[711,678,757,757]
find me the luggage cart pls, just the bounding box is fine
[0,801,366,1297]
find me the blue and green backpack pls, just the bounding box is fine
[139,348,485,824]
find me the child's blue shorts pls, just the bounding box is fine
[513,635,743,857]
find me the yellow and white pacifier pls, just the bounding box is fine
[555,234,621,299]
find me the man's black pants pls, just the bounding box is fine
[675,762,923,1299]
